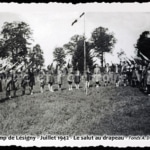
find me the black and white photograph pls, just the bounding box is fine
[0,2,150,147]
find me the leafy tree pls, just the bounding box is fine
[53,47,66,68]
[117,49,126,63]
[29,44,45,69]
[72,36,95,73]
[91,27,116,67]
[135,31,150,59]
[0,39,8,58]
[63,34,81,56]
[0,21,33,63]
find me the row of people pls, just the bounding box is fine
[0,64,114,98]
[102,61,150,96]
[1,60,150,99]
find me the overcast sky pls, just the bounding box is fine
[0,3,150,66]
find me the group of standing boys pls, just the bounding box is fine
[94,61,150,96]
[0,68,36,99]
[1,60,150,99]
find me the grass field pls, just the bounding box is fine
[0,77,150,136]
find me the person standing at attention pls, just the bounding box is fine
[94,64,100,87]
[38,69,46,93]
[146,63,150,96]
[67,70,74,91]
[74,69,81,90]
[57,65,63,91]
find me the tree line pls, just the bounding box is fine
[0,21,45,71]
[0,20,149,73]
[53,26,116,73]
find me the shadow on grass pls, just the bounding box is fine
[0,97,10,103]
[53,87,68,92]
[0,91,40,103]
[0,95,23,103]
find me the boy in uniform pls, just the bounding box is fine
[141,65,147,92]
[38,69,46,93]
[28,68,35,95]
[103,63,110,86]
[131,64,137,87]
[5,70,13,99]
[146,63,150,96]
[67,71,74,91]
[57,66,63,91]
[93,64,100,87]
[11,69,19,97]
[47,69,55,92]
[74,69,81,90]
[114,64,120,87]
[21,70,29,95]
[85,66,91,88]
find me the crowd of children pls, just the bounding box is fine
[1,59,150,100]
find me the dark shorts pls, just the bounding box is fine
[86,75,91,81]
[68,81,72,85]
[74,76,80,83]
[48,82,53,86]
[96,81,99,85]
[75,81,80,84]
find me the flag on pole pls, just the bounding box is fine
[50,62,53,69]
[138,51,150,62]
[126,60,131,66]
[71,12,85,26]
[131,56,136,63]
[47,62,53,70]
[134,57,142,65]
[71,19,78,26]
[15,62,24,71]
[80,12,85,18]
[129,59,135,65]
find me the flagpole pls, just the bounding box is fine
[71,12,86,75]
[84,12,86,76]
